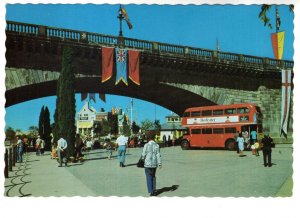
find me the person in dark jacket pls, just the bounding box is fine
[261,133,275,167]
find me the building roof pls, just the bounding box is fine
[148,123,187,131]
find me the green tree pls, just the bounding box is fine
[28,126,39,139]
[140,119,154,132]
[154,120,161,135]
[131,121,140,134]
[55,46,76,157]
[44,106,52,150]
[5,126,16,141]
[122,122,131,137]
[38,106,45,138]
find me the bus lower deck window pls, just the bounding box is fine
[225,127,236,133]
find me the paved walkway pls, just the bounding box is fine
[4,145,293,197]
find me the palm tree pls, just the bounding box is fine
[259,4,294,29]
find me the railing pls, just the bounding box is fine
[6,20,294,70]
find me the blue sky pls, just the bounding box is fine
[5,4,294,131]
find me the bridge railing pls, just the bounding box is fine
[6,20,293,70]
[6,22,39,35]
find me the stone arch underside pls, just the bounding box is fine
[5,68,216,116]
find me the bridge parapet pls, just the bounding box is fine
[6,20,293,70]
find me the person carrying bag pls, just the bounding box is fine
[140,132,162,196]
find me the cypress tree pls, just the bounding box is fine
[44,106,51,150]
[53,78,61,143]
[38,106,45,138]
[56,46,76,158]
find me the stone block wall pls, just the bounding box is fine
[166,83,293,142]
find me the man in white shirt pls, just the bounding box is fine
[116,132,128,167]
[57,136,68,167]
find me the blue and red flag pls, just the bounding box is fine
[115,48,128,85]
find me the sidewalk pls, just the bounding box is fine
[4,151,96,197]
[4,145,293,197]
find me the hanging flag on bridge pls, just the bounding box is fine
[81,93,88,101]
[128,50,140,85]
[280,69,292,136]
[101,46,114,83]
[121,7,133,29]
[115,48,128,85]
[271,31,285,60]
[99,93,106,103]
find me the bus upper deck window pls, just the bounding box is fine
[225,108,236,114]
[202,110,212,116]
[213,109,224,115]
[237,107,250,114]
[191,111,201,117]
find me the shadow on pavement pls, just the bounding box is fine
[124,163,139,167]
[155,185,179,196]
[84,154,131,162]
[26,160,40,163]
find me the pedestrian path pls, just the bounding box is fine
[4,151,97,197]
[4,145,293,197]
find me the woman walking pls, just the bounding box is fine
[237,133,245,157]
[141,132,162,196]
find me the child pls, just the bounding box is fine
[254,141,260,156]
[51,144,58,159]
[106,140,113,160]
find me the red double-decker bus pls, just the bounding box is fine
[180,103,263,150]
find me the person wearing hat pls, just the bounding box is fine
[261,132,275,167]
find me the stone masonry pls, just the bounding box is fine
[165,82,293,143]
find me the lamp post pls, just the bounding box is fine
[117,5,124,37]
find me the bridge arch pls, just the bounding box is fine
[5,68,216,115]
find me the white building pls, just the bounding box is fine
[76,102,128,138]
[159,114,187,141]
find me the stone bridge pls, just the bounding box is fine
[5,21,294,139]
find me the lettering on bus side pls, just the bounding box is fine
[187,116,239,125]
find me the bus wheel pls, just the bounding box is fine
[225,139,235,151]
[181,140,190,150]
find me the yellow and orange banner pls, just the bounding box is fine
[271,31,285,60]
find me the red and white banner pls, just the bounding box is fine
[280,69,292,135]
[128,50,140,85]
[101,47,114,83]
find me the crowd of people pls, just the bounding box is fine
[234,129,275,167]
[12,128,275,196]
